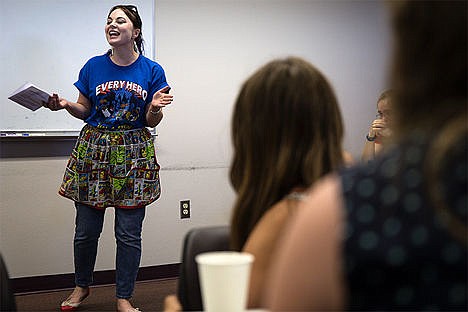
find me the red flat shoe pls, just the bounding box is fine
[60,289,89,311]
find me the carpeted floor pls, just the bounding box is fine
[14,278,178,312]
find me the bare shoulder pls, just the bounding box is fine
[285,174,345,249]
[248,176,343,250]
[264,174,346,310]
[290,174,345,249]
[257,198,292,229]
[243,194,300,307]
[302,174,344,220]
[243,198,293,254]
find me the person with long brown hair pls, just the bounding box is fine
[229,56,345,308]
[164,56,346,310]
[229,56,345,252]
[264,1,466,310]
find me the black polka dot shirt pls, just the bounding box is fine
[340,132,467,311]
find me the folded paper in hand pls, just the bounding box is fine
[8,82,50,111]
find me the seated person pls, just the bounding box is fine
[165,56,347,310]
[361,89,394,163]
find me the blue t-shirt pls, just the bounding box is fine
[74,52,170,130]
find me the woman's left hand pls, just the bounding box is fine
[149,86,173,112]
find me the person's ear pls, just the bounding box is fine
[133,29,141,39]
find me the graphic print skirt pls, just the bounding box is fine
[59,124,161,209]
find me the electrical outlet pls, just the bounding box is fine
[180,200,190,219]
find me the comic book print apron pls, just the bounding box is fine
[59,124,160,209]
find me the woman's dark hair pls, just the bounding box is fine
[389,1,466,138]
[389,1,467,245]
[229,57,344,250]
[108,5,145,54]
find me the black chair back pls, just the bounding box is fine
[0,252,17,311]
[178,225,231,311]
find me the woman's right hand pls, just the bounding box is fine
[369,118,387,138]
[43,93,69,111]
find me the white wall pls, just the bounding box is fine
[0,0,391,278]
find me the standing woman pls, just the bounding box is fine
[43,5,173,312]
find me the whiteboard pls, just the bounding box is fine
[0,0,154,135]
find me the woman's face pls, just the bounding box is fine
[377,98,393,125]
[105,8,139,49]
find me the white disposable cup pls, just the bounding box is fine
[196,251,254,312]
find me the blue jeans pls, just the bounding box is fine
[73,202,146,299]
